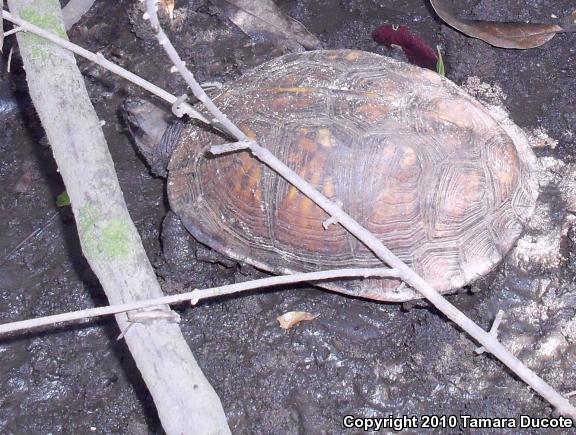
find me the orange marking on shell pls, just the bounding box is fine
[296,148,326,214]
[235,153,262,196]
[431,98,490,131]
[272,87,315,94]
[487,140,519,200]
[394,147,420,183]
[286,185,299,202]
[356,103,390,123]
[345,51,362,61]
[299,196,314,215]
[271,90,318,112]
[440,169,484,218]
[240,124,258,140]
[307,164,323,187]
[299,137,318,153]
[323,179,335,198]
[246,165,262,202]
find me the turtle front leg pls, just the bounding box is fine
[161,211,236,276]
[161,211,197,273]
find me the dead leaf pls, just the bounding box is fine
[430,0,573,49]
[277,311,318,330]
[161,0,175,20]
[210,0,321,50]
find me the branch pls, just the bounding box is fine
[0,267,399,335]
[61,0,95,29]
[4,1,229,434]
[143,0,576,419]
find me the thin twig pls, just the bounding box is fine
[475,310,504,354]
[1,9,208,124]
[0,267,399,335]
[6,45,12,71]
[3,25,20,36]
[208,140,254,155]
[1,209,61,265]
[143,0,576,418]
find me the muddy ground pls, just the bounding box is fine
[1,0,575,433]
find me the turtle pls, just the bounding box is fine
[122,49,538,302]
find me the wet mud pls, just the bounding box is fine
[0,0,575,433]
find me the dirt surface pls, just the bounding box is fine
[1,0,575,433]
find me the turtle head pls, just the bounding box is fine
[121,97,182,177]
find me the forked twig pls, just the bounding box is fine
[0,267,399,335]
[475,310,505,354]
[143,0,576,418]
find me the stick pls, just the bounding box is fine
[1,209,61,265]
[475,310,504,354]
[61,0,95,30]
[0,267,399,335]
[3,25,21,36]
[4,2,230,434]
[143,0,576,418]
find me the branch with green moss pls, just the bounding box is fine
[5,1,230,434]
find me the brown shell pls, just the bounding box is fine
[167,50,538,302]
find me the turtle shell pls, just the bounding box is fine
[166,50,538,302]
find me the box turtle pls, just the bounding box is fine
[123,49,538,302]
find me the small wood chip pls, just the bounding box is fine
[277,311,318,330]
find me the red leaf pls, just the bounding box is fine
[372,25,438,70]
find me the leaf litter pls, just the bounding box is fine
[210,0,321,50]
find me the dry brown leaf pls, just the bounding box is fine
[430,0,573,49]
[277,311,318,330]
[210,0,321,50]
[161,0,175,20]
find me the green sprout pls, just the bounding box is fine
[56,191,70,207]
[436,46,445,77]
